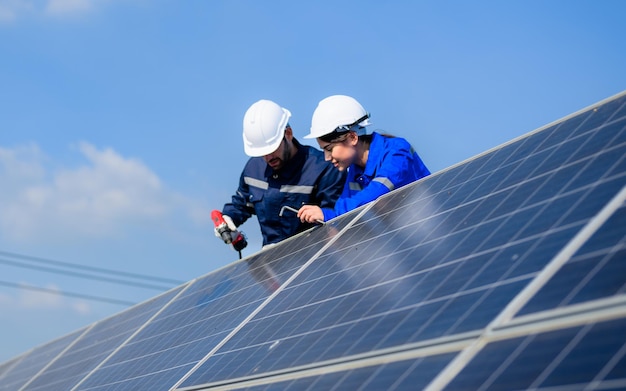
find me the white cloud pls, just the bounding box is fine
[0,0,32,22]
[71,300,91,314]
[0,0,95,22]
[0,143,46,180]
[0,142,203,242]
[0,282,92,314]
[19,282,63,308]
[45,0,91,16]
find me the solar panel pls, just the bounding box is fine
[518,200,626,316]
[1,91,624,391]
[444,317,626,390]
[72,216,354,391]
[0,328,86,391]
[22,286,186,391]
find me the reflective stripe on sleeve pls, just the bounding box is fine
[349,182,363,191]
[244,177,269,190]
[373,177,395,191]
[280,185,314,194]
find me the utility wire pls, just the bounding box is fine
[0,250,185,285]
[0,280,135,306]
[0,257,173,291]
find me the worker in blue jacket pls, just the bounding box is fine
[297,95,430,223]
[219,99,345,247]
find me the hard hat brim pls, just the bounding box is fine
[243,133,284,157]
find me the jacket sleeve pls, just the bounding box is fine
[222,171,254,227]
[324,143,415,220]
[323,180,390,220]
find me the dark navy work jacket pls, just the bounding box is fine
[223,139,345,245]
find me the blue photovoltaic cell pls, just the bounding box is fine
[179,93,626,388]
[241,352,457,391]
[0,328,85,391]
[517,203,626,316]
[73,219,351,391]
[22,286,185,391]
[444,318,626,390]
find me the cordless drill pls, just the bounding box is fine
[211,210,247,253]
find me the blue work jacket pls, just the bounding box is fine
[223,139,345,245]
[322,132,430,221]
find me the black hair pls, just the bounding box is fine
[319,130,351,143]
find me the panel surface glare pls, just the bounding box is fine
[179,93,626,389]
[74,219,352,391]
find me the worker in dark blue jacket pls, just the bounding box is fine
[219,99,345,247]
[297,95,430,223]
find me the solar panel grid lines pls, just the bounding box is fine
[560,322,626,389]
[65,272,246,389]
[380,194,572,298]
[169,209,370,391]
[517,196,626,317]
[382,125,592,262]
[435,92,623,203]
[19,326,97,391]
[568,116,626,167]
[17,285,189,391]
[0,327,89,391]
[443,317,626,391]
[229,297,626,391]
[276,353,456,391]
[424,187,626,391]
[574,95,626,135]
[490,295,626,346]
[505,186,626,326]
[64,285,191,391]
[478,124,620,248]
[572,202,625,258]
[177,194,536,388]
[181,331,475,391]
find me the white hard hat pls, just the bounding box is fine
[305,95,371,139]
[242,100,291,157]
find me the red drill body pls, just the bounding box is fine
[211,210,247,252]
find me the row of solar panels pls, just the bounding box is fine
[1,91,625,390]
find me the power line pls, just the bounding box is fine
[0,250,185,285]
[0,257,174,291]
[0,280,135,306]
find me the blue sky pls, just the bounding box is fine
[0,0,625,363]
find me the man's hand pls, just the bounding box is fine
[212,211,247,252]
[297,205,325,224]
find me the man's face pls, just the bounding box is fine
[263,138,292,170]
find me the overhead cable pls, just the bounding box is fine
[0,280,135,306]
[0,250,185,285]
[0,257,173,291]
